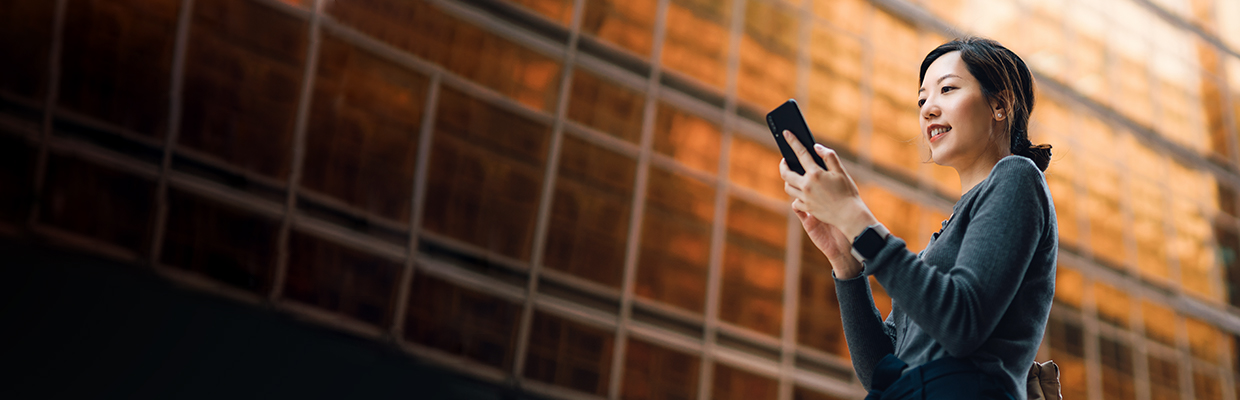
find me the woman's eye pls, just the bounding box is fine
[917,98,926,107]
[941,86,956,93]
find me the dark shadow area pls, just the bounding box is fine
[0,238,546,400]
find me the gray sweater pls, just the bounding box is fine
[835,156,1057,399]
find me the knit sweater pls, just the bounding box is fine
[835,155,1057,399]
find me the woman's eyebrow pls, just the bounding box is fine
[918,74,962,93]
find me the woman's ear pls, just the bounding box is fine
[990,90,1012,121]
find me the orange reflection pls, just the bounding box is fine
[1093,282,1129,327]
[653,102,722,174]
[661,0,731,90]
[1054,265,1084,309]
[583,0,657,57]
[729,135,786,200]
[1143,300,1177,346]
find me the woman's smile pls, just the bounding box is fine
[928,124,951,143]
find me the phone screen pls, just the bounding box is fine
[766,99,827,174]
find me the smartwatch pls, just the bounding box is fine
[850,224,890,263]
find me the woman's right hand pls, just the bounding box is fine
[794,201,863,279]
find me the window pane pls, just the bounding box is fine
[1129,141,1170,281]
[582,0,658,58]
[285,232,401,327]
[523,311,614,396]
[423,87,550,261]
[1115,54,1153,128]
[721,197,785,336]
[653,102,721,175]
[1099,336,1135,400]
[59,0,178,138]
[869,11,921,177]
[793,386,845,400]
[301,34,430,225]
[180,0,308,180]
[405,274,521,370]
[1054,265,1084,310]
[503,0,575,25]
[1083,156,1127,270]
[0,0,54,116]
[328,0,562,112]
[861,185,921,253]
[812,0,868,35]
[637,165,713,313]
[712,363,778,400]
[39,154,155,254]
[728,135,784,200]
[1195,370,1223,400]
[0,134,35,225]
[1143,301,1177,346]
[1047,316,1089,400]
[1094,282,1129,328]
[1045,151,1080,249]
[621,338,700,400]
[160,189,279,295]
[544,135,637,288]
[1148,354,1180,400]
[1186,317,1220,362]
[736,0,797,110]
[568,68,646,144]
[661,0,731,90]
[797,229,846,357]
[806,25,863,153]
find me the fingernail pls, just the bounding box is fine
[782,130,790,137]
[814,144,826,151]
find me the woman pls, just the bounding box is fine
[778,37,1056,399]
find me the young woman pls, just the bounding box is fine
[778,37,1056,399]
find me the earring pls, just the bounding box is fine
[997,112,1004,119]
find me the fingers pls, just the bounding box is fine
[784,182,804,199]
[779,158,804,189]
[782,130,820,174]
[815,143,845,173]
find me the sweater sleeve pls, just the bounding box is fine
[834,272,897,390]
[863,157,1048,357]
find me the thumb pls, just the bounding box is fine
[815,144,845,174]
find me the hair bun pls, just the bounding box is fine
[1019,143,1053,172]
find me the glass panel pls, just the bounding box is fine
[59,0,178,138]
[0,134,35,225]
[567,68,646,144]
[1195,370,1223,400]
[869,11,921,177]
[523,311,614,396]
[1148,354,1180,400]
[1054,264,1084,310]
[721,196,785,336]
[1083,156,1127,270]
[328,0,562,112]
[1115,54,1154,128]
[736,0,798,110]
[0,0,54,120]
[404,274,521,370]
[793,386,845,400]
[161,189,279,295]
[39,154,155,253]
[661,0,732,90]
[302,34,431,224]
[861,185,921,252]
[1047,316,1089,400]
[621,338,700,400]
[1068,23,1109,105]
[1099,336,1136,400]
[1129,140,1171,281]
[806,25,863,153]
[582,0,658,58]
[636,165,713,313]
[712,363,778,400]
[1143,300,1177,346]
[797,229,847,357]
[1023,10,1067,80]
[180,0,307,180]
[504,0,575,25]
[1094,282,1130,328]
[1170,161,1217,300]
[423,87,550,261]
[812,0,868,35]
[1186,317,1220,362]
[653,102,721,174]
[285,232,401,326]
[544,135,637,288]
[728,135,784,200]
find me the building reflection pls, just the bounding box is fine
[5,0,1240,399]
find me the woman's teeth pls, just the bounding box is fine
[931,127,951,139]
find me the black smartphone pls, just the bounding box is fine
[766,99,827,174]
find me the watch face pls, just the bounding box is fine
[854,227,885,259]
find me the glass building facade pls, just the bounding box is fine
[4,0,1240,399]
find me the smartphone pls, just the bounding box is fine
[766,99,827,175]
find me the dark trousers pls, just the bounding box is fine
[864,354,1015,400]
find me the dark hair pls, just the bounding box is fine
[919,37,1052,171]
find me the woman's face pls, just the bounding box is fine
[918,51,1003,168]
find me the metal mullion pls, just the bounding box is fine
[1132,281,1153,400]
[149,0,196,269]
[856,2,875,170]
[535,294,620,332]
[1083,280,1104,400]
[627,321,705,354]
[172,146,290,189]
[430,0,567,62]
[42,136,160,180]
[52,108,165,148]
[166,171,284,219]
[698,0,746,398]
[656,84,727,123]
[317,18,438,78]
[648,154,719,187]
[562,122,643,159]
[291,217,406,262]
[726,184,794,214]
[713,344,784,378]
[512,0,586,380]
[791,369,866,399]
[414,254,526,304]
[271,0,325,301]
[779,210,804,400]
[28,0,68,228]
[1177,313,1195,400]
[418,230,530,273]
[295,189,409,233]
[390,72,441,339]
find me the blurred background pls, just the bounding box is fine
[2,0,1240,399]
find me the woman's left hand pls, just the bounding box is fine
[778,130,878,240]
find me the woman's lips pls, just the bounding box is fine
[929,126,951,143]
